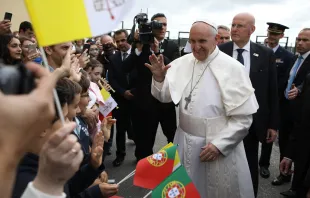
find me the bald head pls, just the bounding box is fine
[100,35,113,45]
[231,13,256,48]
[233,13,255,26]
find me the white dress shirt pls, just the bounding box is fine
[268,44,280,53]
[233,41,251,74]
[121,47,131,60]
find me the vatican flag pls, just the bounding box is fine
[24,0,134,46]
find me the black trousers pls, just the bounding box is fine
[134,97,177,160]
[259,142,273,168]
[113,98,133,157]
[279,100,295,162]
[244,130,259,198]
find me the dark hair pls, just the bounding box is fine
[113,29,128,38]
[12,31,19,37]
[19,36,34,46]
[78,70,91,93]
[0,34,21,65]
[151,13,166,21]
[19,21,33,33]
[85,59,103,70]
[56,78,82,106]
[53,78,82,123]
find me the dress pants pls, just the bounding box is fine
[259,142,273,168]
[134,96,177,160]
[113,97,133,157]
[244,130,259,197]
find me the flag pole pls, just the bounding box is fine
[39,47,66,125]
[142,191,152,198]
[117,170,136,185]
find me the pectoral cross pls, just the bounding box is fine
[184,94,192,110]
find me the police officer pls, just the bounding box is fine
[259,22,294,181]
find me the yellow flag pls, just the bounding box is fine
[24,0,134,46]
[100,88,111,101]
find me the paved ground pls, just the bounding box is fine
[104,108,291,198]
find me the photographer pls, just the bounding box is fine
[123,13,178,161]
[97,34,117,76]
[150,13,180,61]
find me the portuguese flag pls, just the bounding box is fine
[152,166,201,198]
[134,143,180,189]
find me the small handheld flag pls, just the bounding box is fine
[134,143,181,189]
[152,166,201,198]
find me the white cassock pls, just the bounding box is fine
[151,46,259,198]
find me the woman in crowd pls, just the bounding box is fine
[0,34,21,65]
[19,36,41,64]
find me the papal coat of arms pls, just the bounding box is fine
[147,150,168,167]
[162,181,186,198]
[92,0,126,19]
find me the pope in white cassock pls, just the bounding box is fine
[145,20,259,198]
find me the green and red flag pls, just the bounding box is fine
[134,143,180,189]
[152,166,201,198]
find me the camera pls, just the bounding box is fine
[128,13,163,44]
[0,61,35,95]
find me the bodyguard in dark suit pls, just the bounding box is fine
[123,13,179,161]
[277,28,310,197]
[272,29,310,187]
[108,29,134,167]
[218,13,279,197]
[259,23,294,179]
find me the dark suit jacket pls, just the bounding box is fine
[283,73,310,194]
[108,51,132,100]
[285,55,310,159]
[219,41,279,142]
[160,39,180,61]
[280,54,310,121]
[122,42,175,108]
[274,46,294,96]
[287,54,310,95]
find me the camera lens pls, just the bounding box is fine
[152,21,163,29]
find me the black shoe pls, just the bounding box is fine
[271,174,291,186]
[112,156,124,167]
[280,189,297,197]
[260,166,270,178]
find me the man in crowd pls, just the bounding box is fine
[123,13,179,161]
[217,25,231,45]
[259,22,294,180]
[278,28,310,197]
[19,21,35,39]
[108,29,135,167]
[219,13,279,197]
[147,19,258,198]
[98,34,117,75]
